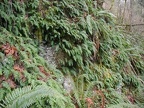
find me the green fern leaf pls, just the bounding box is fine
[1,84,67,108]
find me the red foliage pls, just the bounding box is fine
[14,63,26,82]
[13,64,24,73]
[38,66,50,76]
[38,66,50,81]
[94,89,106,108]
[0,75,16,89]
[86,97,94,108]
[1,43,19,59]
[127,94,135,104]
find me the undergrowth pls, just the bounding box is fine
[0,27,74,108]
[0,0,144,108]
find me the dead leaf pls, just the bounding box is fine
[13,64,24,72]
[38,66,50,76]
[127,95,135,104]
[1,43,10,50]
[0,75,6,82]
[1,43,19,59]
[6,79,16,89]
[0,75,17,89]
[95,90,105,108]
[86,97,94,108]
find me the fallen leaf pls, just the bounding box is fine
[86,97,94,108]
[13,64,24,72]
[6,79,16,89]
[0,75,17,89]
[38,66,50,76]
[1,43,18,58]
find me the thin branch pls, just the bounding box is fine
[117,24,144,26]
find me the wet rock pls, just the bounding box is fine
[63,76,74,94]
[39,44,57,67]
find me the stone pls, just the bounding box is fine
[39,44,57,67]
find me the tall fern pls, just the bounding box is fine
[1,84,73,108]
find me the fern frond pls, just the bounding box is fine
[108,103,140,108]
[1,84,67,108]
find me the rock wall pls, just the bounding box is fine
[39,44,74,93]
[39,44,57,67]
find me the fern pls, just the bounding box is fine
[0,27,74,108]
[0,0,144,108]
[108,103,140,108]
[1,84,70,108]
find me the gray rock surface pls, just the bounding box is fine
[39,44,57,67]
[39,44,74,93]
[63,76,74,94]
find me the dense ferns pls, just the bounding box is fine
[0,0,144,108]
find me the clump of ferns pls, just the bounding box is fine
[0,82,74,108]
[72,66,120,106]
[73,61,144,107]
[0,28,74,107]
[1,0,144,107]
[0,0,118,72]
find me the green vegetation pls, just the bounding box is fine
[0,0,144,108]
